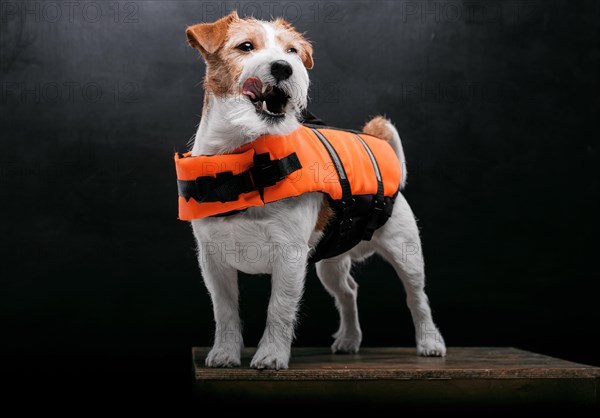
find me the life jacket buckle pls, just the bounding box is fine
[194,175,217,198]
[339,217,354,234]
[341,197,356,208]
[249,152,301,189]
[250,161,285,188]
[338,197,356,235]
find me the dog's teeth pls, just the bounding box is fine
[261,84,267,94]
[262,101,268,111]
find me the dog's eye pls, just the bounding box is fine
[237,42,254,52]
[287,47,298,54]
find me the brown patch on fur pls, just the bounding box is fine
[273,19,314,69]
[225,18,266,51]
[362,115,393,142]
[188,14,271,97]
[206,19,267,96]
[315,198,334,231]
[186,11,239,57]
[202,51,243,97]
[273,17,293,29]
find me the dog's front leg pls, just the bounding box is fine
[200,257,243,367]
[250,244,308,370]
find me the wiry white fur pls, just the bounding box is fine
[190,18,445,369]
[261,22,276,49]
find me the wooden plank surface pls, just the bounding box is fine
[192,347,599,406]
[193,347,600,381]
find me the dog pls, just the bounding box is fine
[185,11,446,369]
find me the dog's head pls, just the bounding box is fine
[187,12,313,138]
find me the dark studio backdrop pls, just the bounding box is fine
[1,0,599,403]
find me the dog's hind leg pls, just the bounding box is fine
[316,256,362,353]
[372,194,447,356]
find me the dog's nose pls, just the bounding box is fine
[271,60,293,81]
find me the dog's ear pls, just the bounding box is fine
[299,39,314,70]
[186,11,239,59]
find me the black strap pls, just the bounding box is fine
[177,152,301,203]
[310,128,356,236]
[352,134,386,240]
[299,109,326,126]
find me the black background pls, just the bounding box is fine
[2,0,599,404]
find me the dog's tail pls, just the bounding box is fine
[362,115,407,189]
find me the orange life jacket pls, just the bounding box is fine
[175,124,402,261]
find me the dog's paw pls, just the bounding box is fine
[250,345,289,370]
[205,346,241,368]
[417,335,447,357]
[331,331,362,354]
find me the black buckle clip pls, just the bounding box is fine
[338,197,356,234]
[195,175,216,197]
[250,161,286,188]
[339,217,354,234]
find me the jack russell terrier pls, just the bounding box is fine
[183,11,446,369]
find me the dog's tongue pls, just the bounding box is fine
[242,77,263,100]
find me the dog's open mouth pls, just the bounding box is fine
[242,77,289,119]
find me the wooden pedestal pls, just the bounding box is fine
[192,347,599,409]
